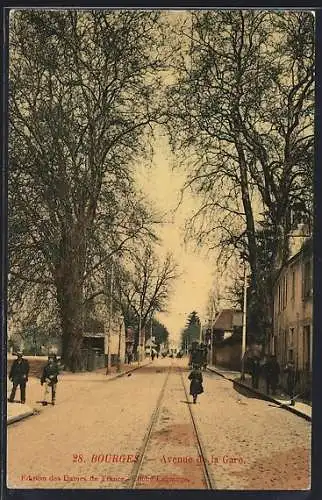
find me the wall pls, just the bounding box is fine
[104,315,126,364]
[214,342,242,371]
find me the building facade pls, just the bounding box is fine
[271,239,312,397]
[210,309,243,367]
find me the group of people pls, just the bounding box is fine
[188,354,298,406]
[249,354,298,404]
[151,349,159,361]
[8,351,60,406]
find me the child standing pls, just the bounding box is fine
[188,365,204,404]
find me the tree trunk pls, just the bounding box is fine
[56,272,84,371]
[234,135,258,290]
[55,227,86,371]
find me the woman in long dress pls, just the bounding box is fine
[188,365,204,404]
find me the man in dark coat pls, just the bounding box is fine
[40,355,59,406]
[8,351,30,404]
[250,356,261,389]
[284,361,297,406]
[199,343,208,370]
[265,355,280,395]
[188,365,204,404]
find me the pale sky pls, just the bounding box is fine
[135,134,222,345]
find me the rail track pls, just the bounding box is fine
[128,363,216,489]
[128,365,172,488]
[179,367,216,489]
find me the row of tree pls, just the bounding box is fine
[8,10,314,366]
[180,311,201,349]
[166,11,314,342]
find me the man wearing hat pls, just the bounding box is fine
[8,351,30,404]
[40,354,59,406]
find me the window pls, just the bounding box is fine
[291,270,295,300]
[303,325,311,371]
[289,327,294,346]
[303,260,312,298]
[288,349,294,362]
[273,335,277,355]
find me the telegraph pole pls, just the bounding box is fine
[150,314,153,357]
[106,261,114,375]
[210,299,215,366]
[116,316,122,373]
[241,263,247,381]
[138,310,142,366]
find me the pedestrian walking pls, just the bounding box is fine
[199,343,208,370]
[8,351,30,404]
[126,350,132,364]
[151,350,155,361]
[250,356,261,389]
[264,355,280,395]
[284,361,297,406]
[188,365,204,404]
[40,354,59,406]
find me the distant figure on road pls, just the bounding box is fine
[284,361,297,405]
[188,365,204,404]
[41,354,59,406]
[200,343,208,370]
[250,356,261,389]
[151,350,155,361]
[8,351,29,404]
[264,355,280,395]
[126,351,133,364]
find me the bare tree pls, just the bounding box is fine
[9,10,170,369]
[113,244,178,349]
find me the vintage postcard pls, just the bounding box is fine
[5,8,313,491]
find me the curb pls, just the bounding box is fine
[207,366,312,422]
[7,408,36,425]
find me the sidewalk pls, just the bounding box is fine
[7,359,151,425]
[207,364,312,422]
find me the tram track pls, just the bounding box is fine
[179,366,216,490]
[128,364,172,488]
[127,362,216,490]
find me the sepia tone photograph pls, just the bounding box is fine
[6,9,313,490]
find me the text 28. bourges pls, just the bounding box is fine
[72,454,139,464]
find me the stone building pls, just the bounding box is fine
[271,238,312,398]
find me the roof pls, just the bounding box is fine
[213,309,243,331]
